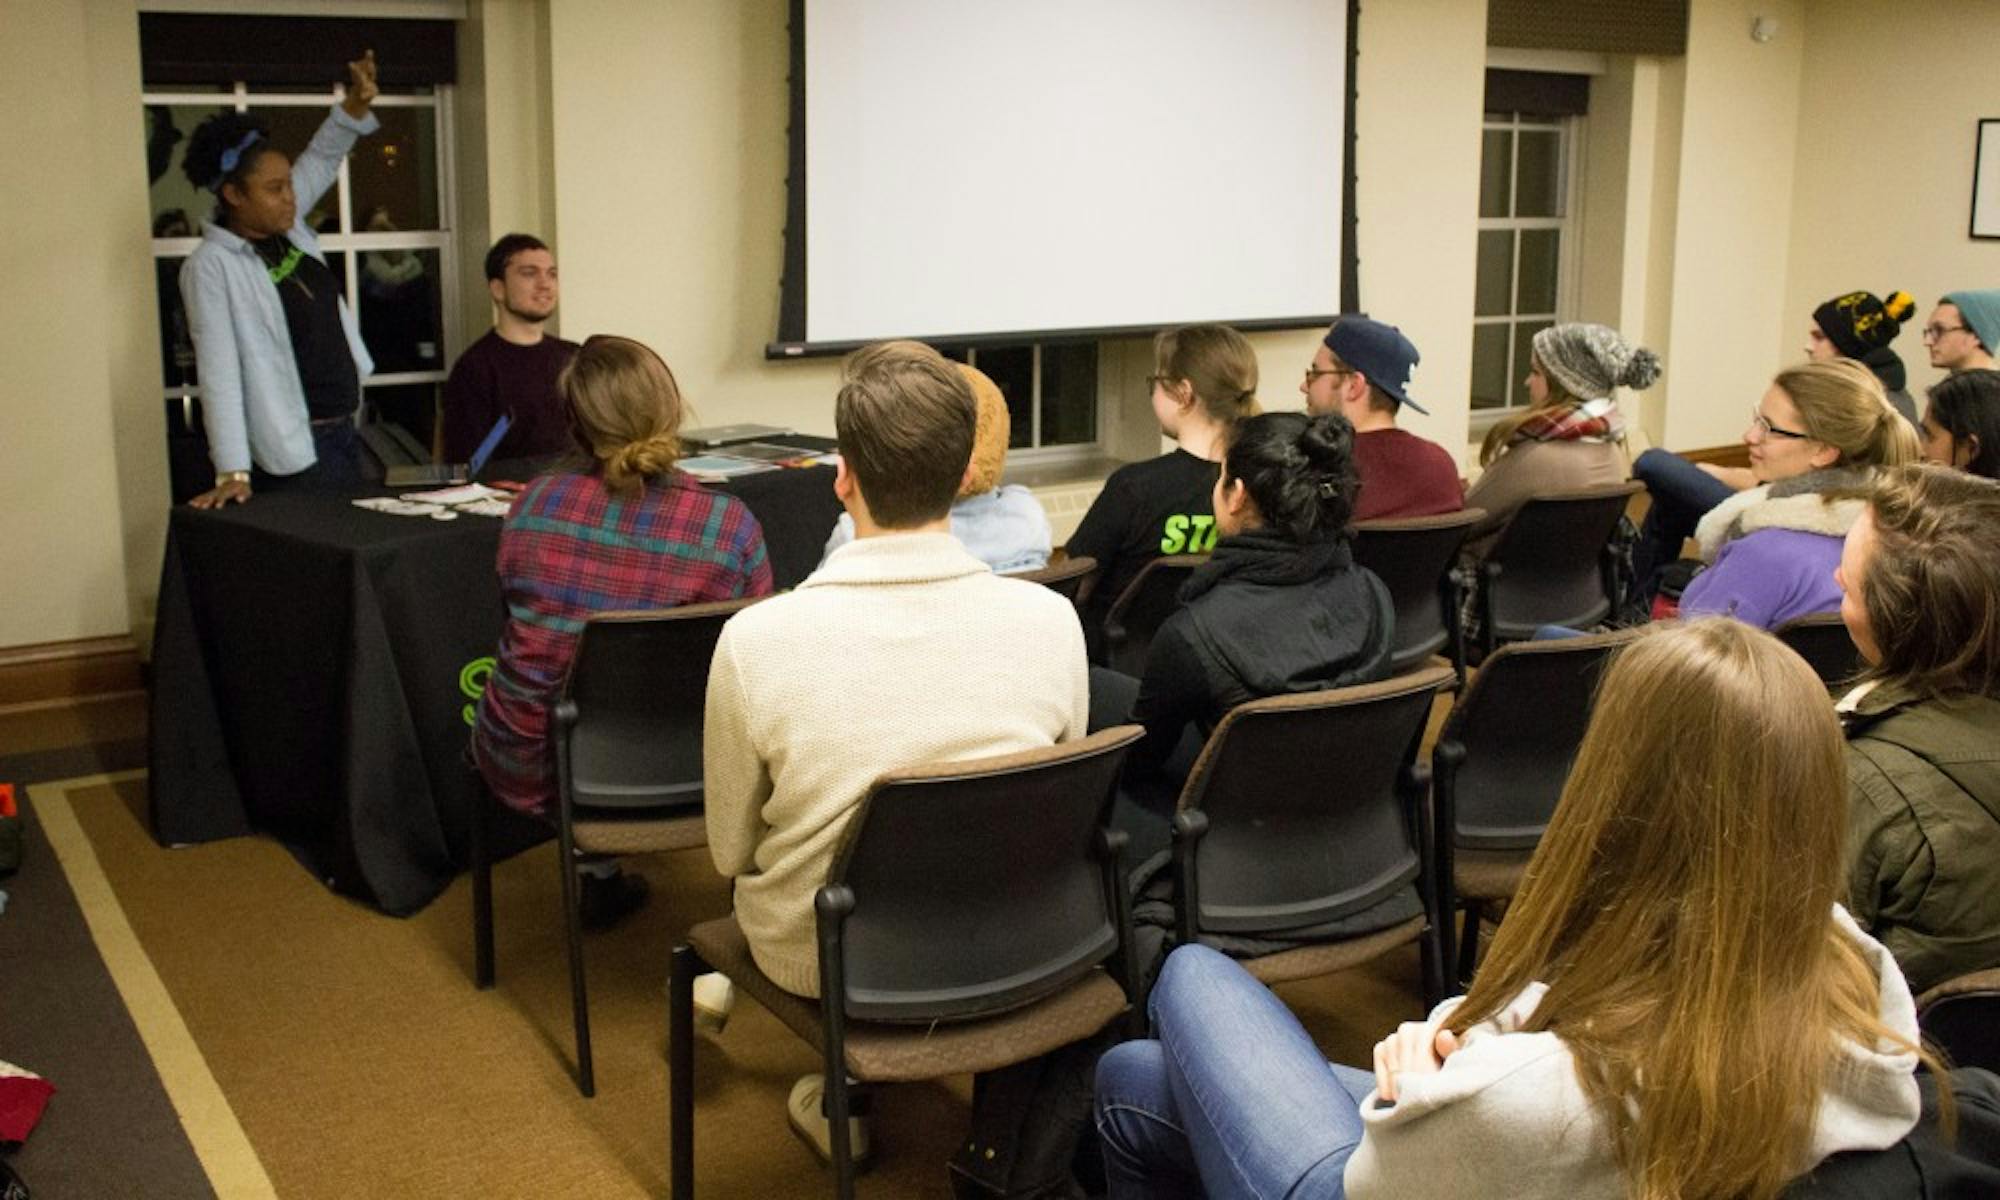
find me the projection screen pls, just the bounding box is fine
[772,0,1356,355]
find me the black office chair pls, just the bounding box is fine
[1431,628,1643,981]
[469,596,761,1098]
[1103,556,1207,677]
[1774,612,1863,687]
[1167,667,1456,1009]
[1918,968,2000,1074]
[669,725,1146,1199]
[1009,554,1096,606]
[1476,482,1644,657]
[1352,509,1485,687]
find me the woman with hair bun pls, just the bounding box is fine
[1465,322,1658,551]
[1679,359,1919,629]
[1120,410,1393,780]
[473,335,773,925]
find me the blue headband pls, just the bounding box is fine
[212,129,265,191]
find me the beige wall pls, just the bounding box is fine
[0,0,157,651]
[1785,0,2000,401]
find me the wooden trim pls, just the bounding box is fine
[1677,444,1751,470]
[0,636,144,705]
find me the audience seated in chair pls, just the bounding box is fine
[1677,359,1918,629]
[819,362,1051,573]
[1066,323,1255,661]
[1095,619,1933,1200]
[471,334,772,926]
[1464,322,1657,557]
[1917,368,2000,480]
[699,339,1089,1163]
[1835,465,2000,996]
[1303,314,1463,521]
[1090,410,1394,873]
[1805,289,1921,427]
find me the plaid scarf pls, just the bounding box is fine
[1511,399,1625,446]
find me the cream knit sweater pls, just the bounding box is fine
[702,532,1090,997]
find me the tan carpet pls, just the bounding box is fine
[61,774,1427,1198]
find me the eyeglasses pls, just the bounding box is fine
[1303,367,1356,384]
[1923,323,1970,341]
[1749,407,1811,441]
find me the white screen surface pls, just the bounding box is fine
[802,0,1346,345]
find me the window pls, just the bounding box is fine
[144,78,458,448]
[1470,112,1579,415]
[938,343,1101,456]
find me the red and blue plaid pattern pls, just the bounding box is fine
[474,469,773,814]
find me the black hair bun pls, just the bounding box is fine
[1297,411,1356,470]
[182,110,269,192]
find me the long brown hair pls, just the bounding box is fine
[559,335,686,495]
[1446,620,1921,1200]
[1857,464,2000,701]
[1477,351,1583,467]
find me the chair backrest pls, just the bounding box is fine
[1438,627,1642,848]
[1104,555,1207,676]
[1352,509,1485,673]
[559,597,763,811]
[1009,555,1096,604]
[1176,666,1454,934]
[1483,482,1643,638]
[1919,969,2000,1075]
[825,725,1143,1022]
[1774,612,1863,686]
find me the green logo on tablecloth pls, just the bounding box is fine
[460,656,495,727]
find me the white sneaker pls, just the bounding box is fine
[787,1074,873,1167]
[692,972,735,1037]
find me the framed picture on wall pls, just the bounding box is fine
[1975,119,2000,239]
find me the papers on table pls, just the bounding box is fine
[353,483,515,520]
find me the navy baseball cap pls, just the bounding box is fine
[1324,315,1427,415]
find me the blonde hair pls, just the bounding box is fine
[1154,323,1259,425]
[559,335,685,495]
[1447,620,1928,1200]
[1478,351,1584,467]
[1777,359,1920,468]
[959,363,1011,497]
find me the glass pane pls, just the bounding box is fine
[1475,230,1513,318]
[146,104,234,237]
[973,346,1035,450]
[1478,129,1511,219]
[1515,129,1561,218]
[256,105,347,232]
[365,381,441,454]
[1470,324,1510,411]
[1039,343,1098,447]
[349,105,440,231]
[358,248,444,374]
[1516,228,1560,314]
[155,255,198,389]
[1511,320,1553,408]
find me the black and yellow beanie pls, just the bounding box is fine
[1813,290,1914,359]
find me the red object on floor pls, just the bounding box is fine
[0,784,15,819]
[0,1062,54,1143]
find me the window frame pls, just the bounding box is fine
[1470,110,1585,430]
[955,341,1105,465]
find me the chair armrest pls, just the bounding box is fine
[1918,967,2000,1013]
[1170,810,1209,946]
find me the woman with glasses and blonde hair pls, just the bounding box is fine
[473,335,773,925]
[1835,465,2000,995]
[1677,358,1918,629]
[1095,619,1926,1200]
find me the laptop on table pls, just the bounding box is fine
[384,414,511,487]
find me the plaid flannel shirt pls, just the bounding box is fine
[474,469,774,814]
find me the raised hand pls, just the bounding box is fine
[342,49,379,118]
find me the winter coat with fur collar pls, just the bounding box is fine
[1680,467,1877,630]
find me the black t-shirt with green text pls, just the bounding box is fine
[1066,448,1220,649]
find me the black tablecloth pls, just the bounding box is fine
[146,463,842,915]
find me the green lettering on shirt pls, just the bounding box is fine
[1161,515,1188,554]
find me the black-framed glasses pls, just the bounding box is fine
[1303,367,1356,384]
[1749,407,1811,441]
[1923,323,1970,341]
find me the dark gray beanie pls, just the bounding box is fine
[1531,323,1661,401]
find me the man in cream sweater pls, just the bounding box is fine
[703,339,1090,995]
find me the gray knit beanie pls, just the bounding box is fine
[1531,323,1662,401]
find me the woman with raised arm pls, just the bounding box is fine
[181,52,380,507]
[1097,619,1926,1200]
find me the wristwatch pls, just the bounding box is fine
[215,470,251,487]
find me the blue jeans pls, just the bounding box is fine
[1095,944,1374,1199]
[1629,449,1736,606]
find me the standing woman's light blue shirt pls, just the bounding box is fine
[180,106,379,476]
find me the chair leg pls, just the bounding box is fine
[557,821,594,1098]
[1457,901,1484,985]
[669,945,701,1200]
[471,783,495,989]
[824,1038,855,1200]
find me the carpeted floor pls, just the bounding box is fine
[2,694,1429,1198]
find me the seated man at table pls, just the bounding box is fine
[701,340,1089,1156]
[473,334,772,927]
[439,233,577,463]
